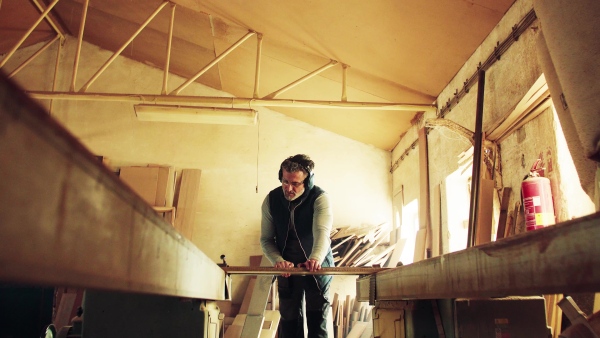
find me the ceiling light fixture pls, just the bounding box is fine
[134,104,257,125]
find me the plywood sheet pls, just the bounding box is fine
[475,179,495,245]
[120,166,160,205]
[174,169,201,240]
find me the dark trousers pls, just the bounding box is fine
[277,275,331,338]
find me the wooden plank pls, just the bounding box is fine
[120,166,160,205]
[515,200,525,234]
[174,168,201,241]
[152,206,176,226]
[53,290,77,329]
[239,279,257,314]
[358,212,600,300]
[240,314,264,338]
[347,229,388,266]
[240,256,273,338]
[359,323,373,338]
[362,246,395,267]
[347,321,368,338]
[545,294,563,338]
[222,266,388,276]
[505,202,520,238]
[345,295,352,337]
[224,315,244,338]
[0,74,225,300]
[332,235,355,251]
[475,178,494,245]
[496,188,512,240]
[261,310,280,338]
[431,183,442,257]
[418,127,431,256]
[486,74,549,141]
[332,224,382,240]
[353,246,379,267]
[431,300,446,337]
[440,181,450,254]
[338,238,363,266]
[338,237,357,262]
[250,255,263,268]
[331,226,354,240]
[336,301,344,338]
[413,229,427,262]
[224,311,279,338]
[155,165,174,207]
[358,304,366,322]
[383,239,406,268]
[332,293,339,322]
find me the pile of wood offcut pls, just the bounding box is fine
[330,223,396,267]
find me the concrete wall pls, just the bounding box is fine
[392,0,594,255]
[5,37,392,302]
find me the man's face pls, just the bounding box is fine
[281,169,306,201]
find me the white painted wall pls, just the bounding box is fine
[5,37,392,303]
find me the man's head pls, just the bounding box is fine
[279,154,314,201]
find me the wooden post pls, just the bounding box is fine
[417,127,431,260]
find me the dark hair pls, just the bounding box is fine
[281,154,314,175]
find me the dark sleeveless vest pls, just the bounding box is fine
[268,185,334,290]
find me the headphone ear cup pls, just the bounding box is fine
[306,171,314,190]
[278,168,283,182]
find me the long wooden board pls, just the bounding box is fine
[357,212,600,301]
[174,168,201,241]
[222,266,388,276]
[0,74,226,300]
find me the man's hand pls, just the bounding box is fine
[298,259,321,272]
[274,260,294,278]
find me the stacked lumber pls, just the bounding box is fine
[221,255,279,338]
[118,164,178,226]
[117,164,203,242]
[332,293,373,338]
[330,223,394,267]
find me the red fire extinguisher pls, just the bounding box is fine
[521,159,555,231]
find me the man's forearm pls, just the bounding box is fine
[310,193,333,262]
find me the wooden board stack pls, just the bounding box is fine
[330,223,395,267]
[331,293,373,338]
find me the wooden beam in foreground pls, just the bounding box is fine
[0,74,226,300]
[357,212,600,301]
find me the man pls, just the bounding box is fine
[260,154,334,338]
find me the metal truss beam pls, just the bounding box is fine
[2,1,432,114]
[169,30,256,95]
[79,1,169,92]
[263,59,339,99]
[31,0,66,39]
[27,91,437,112]
[7,35,60,78]
[0,0,60,69]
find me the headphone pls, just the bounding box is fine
[278,155,315,190]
